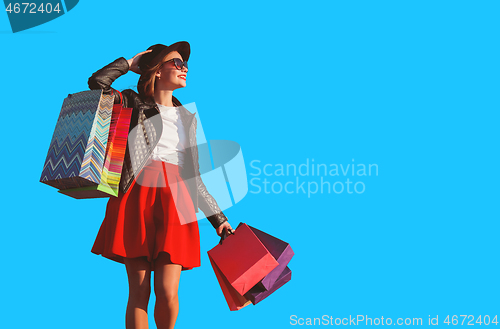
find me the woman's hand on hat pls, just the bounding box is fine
[127,50,152,75]
[216,221,234,237]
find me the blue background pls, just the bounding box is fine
[1,0,498,328]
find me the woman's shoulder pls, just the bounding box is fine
[120,89,157,111]
[121,88,138,99]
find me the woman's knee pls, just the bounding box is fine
[154,283,178,304]
[125,257,152,303]
[153,254,182,304]
[130,281,152,302]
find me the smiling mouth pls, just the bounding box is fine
[178,75,186,81]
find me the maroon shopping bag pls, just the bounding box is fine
[244,223,294,290]
[244,266,292,305]
[207,223,279,296]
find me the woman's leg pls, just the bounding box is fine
[124,257,152,329]
[153,252,182,329]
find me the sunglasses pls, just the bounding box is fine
[161,58,188,70]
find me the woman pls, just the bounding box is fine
[89,41,233,329]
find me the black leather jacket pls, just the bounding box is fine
[88,57,228,229]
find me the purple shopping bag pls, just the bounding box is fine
[244,266,292,305]
[241,223,294,290]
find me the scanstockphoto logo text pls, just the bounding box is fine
[249,159,379,198]
[3,0,79,33]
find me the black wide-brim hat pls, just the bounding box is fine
[138,41,190,72]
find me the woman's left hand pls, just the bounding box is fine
[216,221,234,236]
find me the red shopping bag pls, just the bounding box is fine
[207,223,279,297]
[208,253,252,311]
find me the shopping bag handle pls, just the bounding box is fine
[218,227,235,245]
[114,89,124,106]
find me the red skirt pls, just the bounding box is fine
[91,159,200,271]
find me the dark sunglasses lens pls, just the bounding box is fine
[172,58,182,70]
[173,58,187,70]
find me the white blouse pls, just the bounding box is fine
[150,103,188,167]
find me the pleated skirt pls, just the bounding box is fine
[91,158,200,271]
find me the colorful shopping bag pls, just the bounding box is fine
[244,224,294,290]
[208,253,252,311]
[244,266,292,305]
[207,223,279,297]
[40,90,114,192]
[57,91,132,198]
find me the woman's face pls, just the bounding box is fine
[155,51,188,90]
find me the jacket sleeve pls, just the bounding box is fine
[197,174,229,229]
[88,57,130,104]
[190,119,228,229]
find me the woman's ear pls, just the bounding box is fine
[155,70,161,79]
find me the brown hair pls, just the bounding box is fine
[137,55,169,101]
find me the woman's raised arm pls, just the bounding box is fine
[87,50,152,104]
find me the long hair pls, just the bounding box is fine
[137,56,169,102]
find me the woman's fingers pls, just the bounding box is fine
[225,224,234,235]
[216,221,234,236]
[128,50,151,64]
[134,49,152,59]
[127,50,153,74]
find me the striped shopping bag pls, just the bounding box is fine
[57,91,132,198]
[40,89,116,197]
